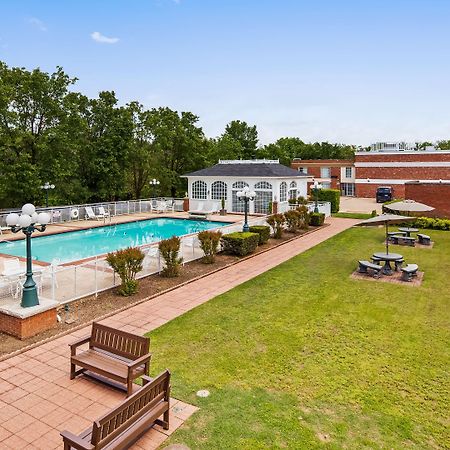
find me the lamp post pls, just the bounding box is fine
[40,182,55,208]
[149,179,160,198]
[237,186,256,232]
[312,179,322,213]
[5,204,50,308]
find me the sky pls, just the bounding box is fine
[1,0,450,145]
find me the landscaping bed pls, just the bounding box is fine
[0,229,313,357]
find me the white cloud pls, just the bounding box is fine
[91,31,119,44]
[27,17,47,32]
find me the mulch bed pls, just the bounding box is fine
[350,270,424,286]
[0,229,314,357]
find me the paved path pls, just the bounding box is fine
[0,218,357,449]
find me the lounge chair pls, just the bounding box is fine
[154,201,168,213]
[85,206,104,220]
[188,202,206,219]
[2,258,22,277]
[98,206,110,218]
[0,225,10,235]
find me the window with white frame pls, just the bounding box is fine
[345,167,353,178]
[211,181,227,200]
[289,181,297,200]
[320,167,331,178]
[280,182,287,202]
[254,181,273,214]
[232,181,249,213]
[192,180,207,199]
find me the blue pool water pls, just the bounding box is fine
[0,218,228,263]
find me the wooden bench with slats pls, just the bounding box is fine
[70,322,151,396]
[61,370,171,450]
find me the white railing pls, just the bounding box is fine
[0,216,268,306]
[0,198,185,227]
[288,201,331,217]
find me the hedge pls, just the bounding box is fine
[410,216,450,230]
[317,189,340,213]
[221,232,260,256]
[309,212,325,226]
[249,225,271,244]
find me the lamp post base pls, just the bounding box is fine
[243,223,250,233]
[21,286,39,308]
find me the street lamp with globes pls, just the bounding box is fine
[40,182,55,208]
[5,204,50,307]
[237,186,256,232]
[149,178,160,198]
[311,179,322,213]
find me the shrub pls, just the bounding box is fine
[297,196,308,205]
[284,210,302,233]
[221,197,226,210]
[159,236,183,277]
[249,225,271,244]
[267,213,285,239]
[309,212,325,226]
[221,232,260,256]
[371,210,377,217]
[106,247,144,296]
[317,189,340,213]
[410,216,450,230]
[198,230,222,263]
[296,205,310,229]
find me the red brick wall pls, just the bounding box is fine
[0,308,57,339]
[405,182,450,218]
[356,153,450,163]
[357,167,450,180]
[356,183,405,199]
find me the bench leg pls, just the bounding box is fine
[358,264,368,274]
[127,377,134,397]
[163,408,170,429]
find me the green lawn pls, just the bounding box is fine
[332,212,373,219]
[147,227,450,449]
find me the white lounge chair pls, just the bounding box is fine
[188,202,206,218]
[2,258,22,277]
[0,225,10,235]
[98,206,110,218]
[85,206,104,220]
[154,201,168,213]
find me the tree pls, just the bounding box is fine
[437,140,450,150]
[223,120,259,159]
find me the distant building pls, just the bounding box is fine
[369,142,417,152]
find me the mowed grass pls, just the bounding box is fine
[147,227,450,449]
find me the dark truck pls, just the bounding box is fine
[376,186,393,203]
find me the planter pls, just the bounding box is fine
[220,209,227,216]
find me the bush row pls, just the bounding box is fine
[317,189,340,213]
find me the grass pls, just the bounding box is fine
[332,212,374,219]
[147,227,450,449]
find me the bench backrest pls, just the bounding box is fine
[90,322,150,360]
[91,370,170,448]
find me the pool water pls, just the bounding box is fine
[0,218,228,263]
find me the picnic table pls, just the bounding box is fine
[372,252,403,275]
[398,227,418,237]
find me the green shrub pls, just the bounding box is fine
[159,236,183,277]
[371,210,377,217]
[410,216,450,230]
[198,230,222,263]
[249,225,271,244]
[309,212,325,226]
[284,210,303,233]
[221,232,260,256]
[267,213,285,239]
[106,247,144,296]
[317,189,340,213]
[296,205,310,229]
[297,196,308,205]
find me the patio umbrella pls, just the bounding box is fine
[384,199,435,215]
[355,214,416,254]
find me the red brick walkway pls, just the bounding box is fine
[0,218,357,449]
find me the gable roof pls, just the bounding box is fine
[183,162,308,178]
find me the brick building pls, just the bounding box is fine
[404,181,450,218]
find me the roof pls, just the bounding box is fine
[183,161,308,178]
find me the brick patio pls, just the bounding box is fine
[0,218,357,449]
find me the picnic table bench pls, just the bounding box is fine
[70,323,151,396]
[61,370,171,450]
[417,233,431,245]
[358,260,383,278]
[401,264,419,281]
[392,235,416,246]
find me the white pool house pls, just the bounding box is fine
[183,159,310,214]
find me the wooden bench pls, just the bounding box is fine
[61,370,171,450]
[358,260,382,278]
[401,264,419,281]
[70,323,151,396]
[417,233,431,245]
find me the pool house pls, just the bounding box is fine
[183,159,310,214]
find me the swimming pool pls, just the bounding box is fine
[0,218,229,263]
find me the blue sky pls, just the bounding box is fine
[1,0,450,145]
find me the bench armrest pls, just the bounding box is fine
[127,353,152,371]
[60,430,95,450]
[69,335,91,355]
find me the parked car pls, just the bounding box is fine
[376,186,393,203]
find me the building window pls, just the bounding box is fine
[298,167,308,174]
[254,181,273,214]
[232,181,249,213]
[211,181,227,200]
[341,183,355,196]
[280,182,287,202]
[192,180,207,200]
[289,181,297,200]
[345,167,353,178]
[321,182,331,189]
[320,167,331,178]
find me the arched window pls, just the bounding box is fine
[192,180,207,200]
[211,181,227,200]
[232,181,249,213]
[254,181,273,214]
[289,181,297,200]
[280,182,287,202]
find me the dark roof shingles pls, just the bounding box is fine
[183,163,307,178]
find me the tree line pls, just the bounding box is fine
[0,62,358,208]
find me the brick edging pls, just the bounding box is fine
[0,224,330,362]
